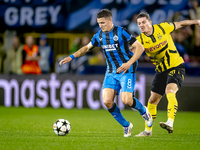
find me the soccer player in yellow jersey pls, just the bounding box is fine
[117,12,200,136]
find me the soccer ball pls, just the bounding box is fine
[53,119,71,136]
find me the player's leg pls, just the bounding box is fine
[160,65,185,133]
[121,92,145,115]
[146,92,162,134]
[102,73,132,137]
[103,88,132,137]
[135,71,166,137]
[120,73,146,115]
[120,73,153,127]
[103,88,129,127]
[121,92,153,127]
[159,83,178,133]
[135,92,162,137]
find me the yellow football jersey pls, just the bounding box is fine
[136,22,184,72]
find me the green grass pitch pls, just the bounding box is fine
[0,106,200,150]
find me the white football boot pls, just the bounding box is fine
[124,122,133,137]
[135,131,152,137]
[142,106,153,127]
[159,121,173,133]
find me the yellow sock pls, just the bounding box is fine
[145,102,157,132]
[166,93,178,122]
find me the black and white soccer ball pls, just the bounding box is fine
[53,119,71,136]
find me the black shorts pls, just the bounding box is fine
[151,63,185,96]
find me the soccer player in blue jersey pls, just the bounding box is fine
[59,9,153,137]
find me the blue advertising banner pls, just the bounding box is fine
[0,0,194,32]
[0,0,67,32]
[66,0,189,31]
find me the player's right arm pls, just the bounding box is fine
[117,28,144,74]
[117,40,144,74]
[59,42,94,66]
[174,20,200,30]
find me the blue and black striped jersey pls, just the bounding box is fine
[91,25,138,73]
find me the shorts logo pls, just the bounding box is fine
[182,74,184,80]
[169,70,175,76]
[127,79,132,89]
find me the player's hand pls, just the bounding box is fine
[59,57,72,66]
[117,62,132,74]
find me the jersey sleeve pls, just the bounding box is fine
[136,36,141,44]
[122,28,136,45]
[159,22,175,34]
[91,34,100,47]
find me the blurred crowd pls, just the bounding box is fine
[0,34,105,75]
[0,0,200,75]
[0,34,54,75]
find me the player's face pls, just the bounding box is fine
[137,17,152,33]
[97,17,113,32]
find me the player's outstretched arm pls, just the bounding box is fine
[117,40,144,74]
[174,20,200,30]
[59,42,94,66]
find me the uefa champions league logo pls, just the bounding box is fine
[113,35,118,41]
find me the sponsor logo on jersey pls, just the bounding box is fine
[102,44,118,51]
[145,40,167,52]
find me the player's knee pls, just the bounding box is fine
[121,94,133,107]
[121,92,133,106]
[103,99,113,109]
[122,100,132,107]
[148,96,161,105]
[165,83,178,94]
[148,92,162,104]
[165,89,176,94]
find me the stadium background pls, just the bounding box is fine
[0,0,200,111]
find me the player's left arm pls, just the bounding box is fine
[59,42,94,66]
[174,20,200,30]
[117,40,144,74]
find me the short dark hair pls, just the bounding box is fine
[97,9,112,19]
[136,12,151,21]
